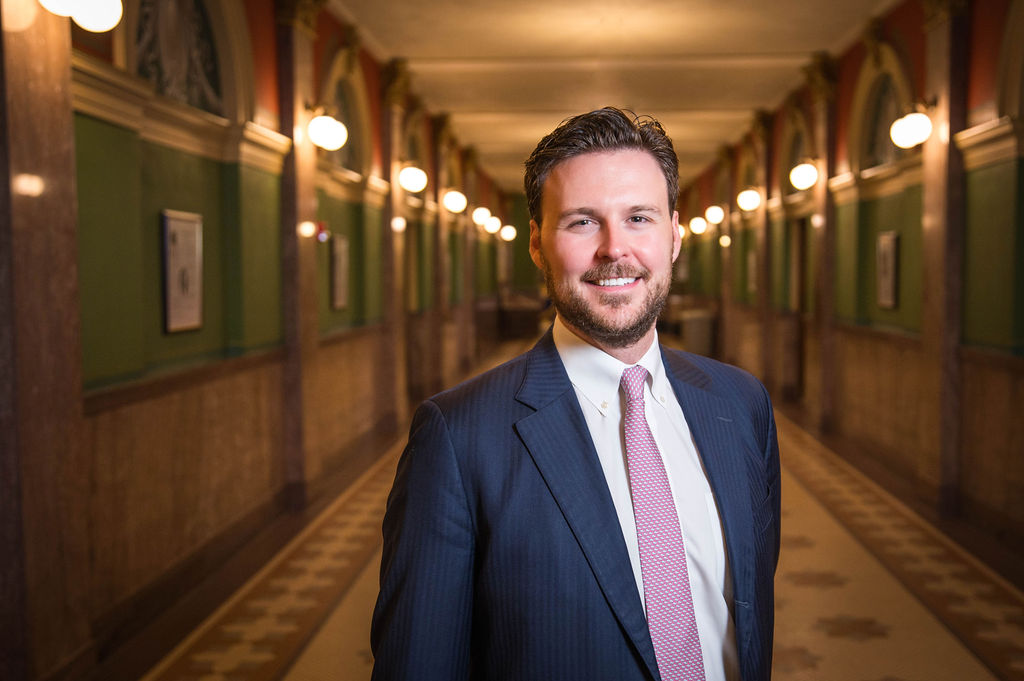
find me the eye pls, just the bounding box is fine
[628,215,651,224]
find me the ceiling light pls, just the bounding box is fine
[307,114,348,151]
[499,225,517,241]
[442,189,468,213]
[737,188,761,212]
[704,205,725,225]
[398,165,428,193]
[688,217,708,235]
[789,161,818,191]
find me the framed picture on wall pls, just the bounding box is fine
[876,231,899,309]
[161,209,203,332]
[331,233,349,310]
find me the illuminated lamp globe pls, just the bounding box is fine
[789,162,818,191]
[298,221,317,238]
[471,206,491,225]
[72,0,123,32]
[704,205,725,225]
[737,188,761,212]
[398,166,428,193]
[442,190,468,213]
[719,235,732,248]
[688,216,708,235]
[39,0,75,16]
[499,225,517,241]
[484,216,502,234]
[307,114,348,151]
[390,216,407,233]
[890,111,932,149]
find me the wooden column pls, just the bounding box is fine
[0,3,90,679]
[753,111,775,386]
[922,0,968,515]
[382,59,410,425]
[808,53,839,433]
[276,0,324,509]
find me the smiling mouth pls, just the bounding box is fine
[594,277,637,287]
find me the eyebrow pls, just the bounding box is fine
[557,204,664,220]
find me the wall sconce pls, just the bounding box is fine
[704,205,725,225]
[297,220,318,238]
[41,0,123,32]
[442,189,468,213]
[890,102,934,149]
[472,206,491,225]
[719,235,732,248]
[307,112,348,151]
[398,165,428,193]
[499,225,517,242]
[484,216,502,234]
[688,216,708,235]
[390,216,407,233]
[789,160,819,191]
[737,188,761,212]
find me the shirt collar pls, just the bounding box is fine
[552,315,670,415]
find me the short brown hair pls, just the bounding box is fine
[523,107,679,225]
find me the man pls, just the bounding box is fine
[371,108,780,681]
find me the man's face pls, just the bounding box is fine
[529,149,681,352]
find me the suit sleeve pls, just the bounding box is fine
[762,383,781,573]
[371,400,475,681]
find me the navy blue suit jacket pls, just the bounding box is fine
[371,330,780,681]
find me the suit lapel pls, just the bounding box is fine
[661,348,756,615]
[514,332,660,681]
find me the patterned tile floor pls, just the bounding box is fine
[136,411,1024,681]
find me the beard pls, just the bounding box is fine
[540,256,672,349]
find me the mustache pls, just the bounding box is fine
[581,263,649,281]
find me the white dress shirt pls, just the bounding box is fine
[552,317,739,681]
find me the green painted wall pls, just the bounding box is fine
[76,114,146,385]
[964,159,1024,353]
[509,195,538,292]
[476,237,497,296]
[683,233,720,297]
[362,204,383,322]
[834,186,923,332]
[417,218,435,310]
[770,217,790,310]
[734,223,757,305]
[448,229,463,305]
[316,192,364,331]
[76,113,284,389]
[859,187,923,331]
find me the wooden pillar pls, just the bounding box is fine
[276,0,324,509]
[0,3,90,678]
[753,111,775,386]
[922,0,968,515]
[382,59,410,425]
[808,53,839,433]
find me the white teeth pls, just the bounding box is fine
[596,277,636,287]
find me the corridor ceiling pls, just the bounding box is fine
[328,0,900,194]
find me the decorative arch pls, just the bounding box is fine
[124,0,254,123]
[777,102,815,197]
[847,38,916,175]
[997,0,1024,120]
[319,44,374,178]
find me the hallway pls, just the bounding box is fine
[129,363,1024,681]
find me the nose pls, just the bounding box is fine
[595,224,627,260]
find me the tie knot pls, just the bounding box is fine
[620,365,649,404]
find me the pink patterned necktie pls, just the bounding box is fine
[620,365,705,681]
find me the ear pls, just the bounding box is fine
[529,219,544,269]
[670,210,681,262]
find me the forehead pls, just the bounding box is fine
[541,149,667,212]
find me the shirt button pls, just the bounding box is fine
[658,395,666,403]
[601,401,608,409]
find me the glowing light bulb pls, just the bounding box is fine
[890,111,933,149]
[737,188,761,212]
[298,221,317,238]
[499,225,517,241]
[307,114,348,151]
[398,166,428,193]
[391,217,407,232]
[789,162,818,191]
[719,235,732,248]
[472,206,491,225]
[704,205,725,225]
[484,216,501,234]
[688,217,708,235]
[71,0,123,32]
[442,190,468,213]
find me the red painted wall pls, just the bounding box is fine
[969,0,1012,117]
[245,0,279,129]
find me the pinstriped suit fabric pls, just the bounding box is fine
[371,330,780,681]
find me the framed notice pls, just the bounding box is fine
[161,209,203,332]
[331,234,349,310]
[876,231,899,309]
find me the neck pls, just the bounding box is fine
[558,317,657,365]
